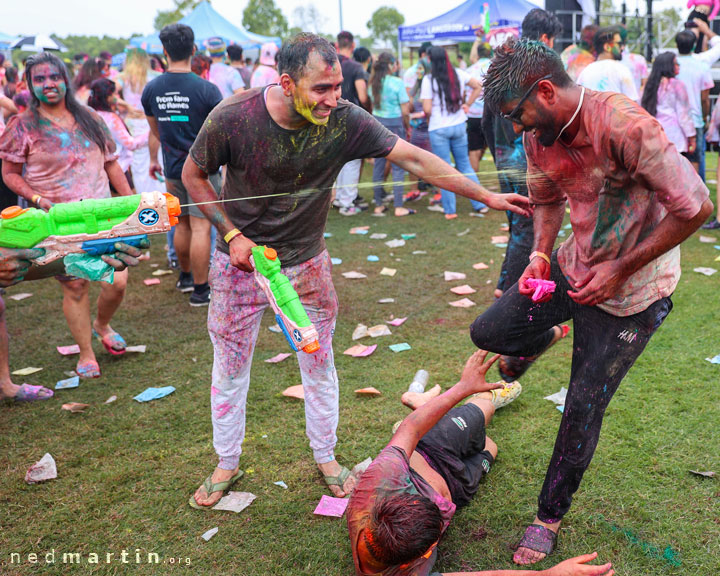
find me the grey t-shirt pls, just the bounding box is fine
[190,87,398,266]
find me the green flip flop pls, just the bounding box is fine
[188,469,244,510]
[323,466,352,495]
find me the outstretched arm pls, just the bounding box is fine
[386,138,531,216]
[389,350,502,457]
[441,551,613,575]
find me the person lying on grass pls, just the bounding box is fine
[346,349,614,576]
[0,241,147,403]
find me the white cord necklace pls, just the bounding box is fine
[555,86,585,143]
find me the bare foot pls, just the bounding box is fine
[0,379,20,399]
[318,459,356,497]
[513,518,561,565]
[192,466,240,507]
[394,207,413,217]
[401,384,442,410]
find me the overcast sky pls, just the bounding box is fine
[5,0,679,38]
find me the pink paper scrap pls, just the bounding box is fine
[343,344,377,357]
[524,278,556,302]
[57,344,81,356]
[265,352,293,363]
[450,284,477,295]
[449,298,476,308]
[313,495,349,517]
[143,278,161,286]
[444,271,466,281]
[491,235,509,244]
[387,317,407,327]
[473,262,489,270]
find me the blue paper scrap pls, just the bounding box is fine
[557,405,565,413]
[389,343,411,353]
[55,376,80,390]
[331,258,342,265]
[706,354,720,364]
[133,386,176,402]
[494,243,508,248]
[323,232,332,238]
[714,245,720,250]
[367,255,379,262]
[401,234,416,240]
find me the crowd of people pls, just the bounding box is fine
[0,7,717,575]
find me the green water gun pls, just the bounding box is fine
[250,245,320,354]
[0,192,181,265]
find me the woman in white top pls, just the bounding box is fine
[421,46,486,219]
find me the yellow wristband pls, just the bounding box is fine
[530,251,551,266]
[224,228,243,244]
[31,194,42,205]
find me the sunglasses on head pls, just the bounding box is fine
[501,74,552,124]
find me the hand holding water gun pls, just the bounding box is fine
[0,191,180,265]
[250,245,320,354]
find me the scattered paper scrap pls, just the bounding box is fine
[324,232,332,238]
[201,527,219,541]
[715,255,720,262]
[126,345,147,353]
[401,233,416,240]
[150,263,159,268]
[385,239,405,248]
[268,325,282,333]
[274,480,288,489]
[473,262,489,270]
[282,385,304,400]
[57,344,80,356]
[343,344,377,357]
[563,223,572,229]
[133,386,176,402]
[377,298,395,304]
[500,224,510,231]
[444,271,466,281]
[491,235,509,244]
[313,495,349,517]
[350,226,369,235]
[342,271,367,279]
[694,267,717,276]
[449,298,475,308]
[367,255,379,262]
[62,402,89,413]
[63,371,77,378]
[557,405,565,413]
[25,453,57,484]
[370,233,387,240]
[213,491,256,513]
[689,470,715,478]
[9,293,32,301]
[544,387,568,405]
[352,324,369,340]
[525,278,556,302]
[152,269,173,276]
[355,387,381,396]
[368,325,392,338]
[389,343,411,353]
[266,352,292,363]
[351,457,373,480]
[450,284,477,295]
[457,228,471,237]
[143,278,161,286]
[380,267,396,277]
[705,354,720,364]
[412,250,427,255]
[331,258,342,265]
[387,317,407,327]
[699,235,716,243]
[55,376,80,390]
[494,243,508,248]
[104,395,117,404]
[13,366,42,376]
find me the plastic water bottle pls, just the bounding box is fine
[408,370,429,394]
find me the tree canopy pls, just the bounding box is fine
[154,0,207,32]
[366,6,404,47]
[243,0,289,38]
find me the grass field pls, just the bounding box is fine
[0,157,719,576]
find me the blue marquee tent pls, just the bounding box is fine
[398,0,538,43]
[129,1,281,55]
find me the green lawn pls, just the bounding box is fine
[0,157,719,575]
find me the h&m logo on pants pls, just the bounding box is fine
[451,417,467,431]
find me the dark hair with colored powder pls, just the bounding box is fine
[13,90,31,110]
[593,26,620,56]
[419,41,433,58]
[99,51,112,62]
[159,23,195,62]
[579,24,598,52]
[483,37,572,114]
[353,46,371,64]
[337,30,354,50]
[227,44,244,62]
[73,57,104,90]
[675,30,696,55]
[428,46,462,114]
[24,52,109,153]
[641,52,678,118]
[370,52,395,107]
[278,33,337,82]
[521,8,563,42]
[191,54,212,77]
[411,58,431,98]
[365,494,444,565]
[4,67,19,99]
[476,42,493,60]
[87,78,116,112]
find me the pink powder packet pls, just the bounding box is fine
[524,278,556,302]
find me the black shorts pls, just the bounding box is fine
[467,117,487,152]
[682,148,700,163]
[416,403,493,508]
